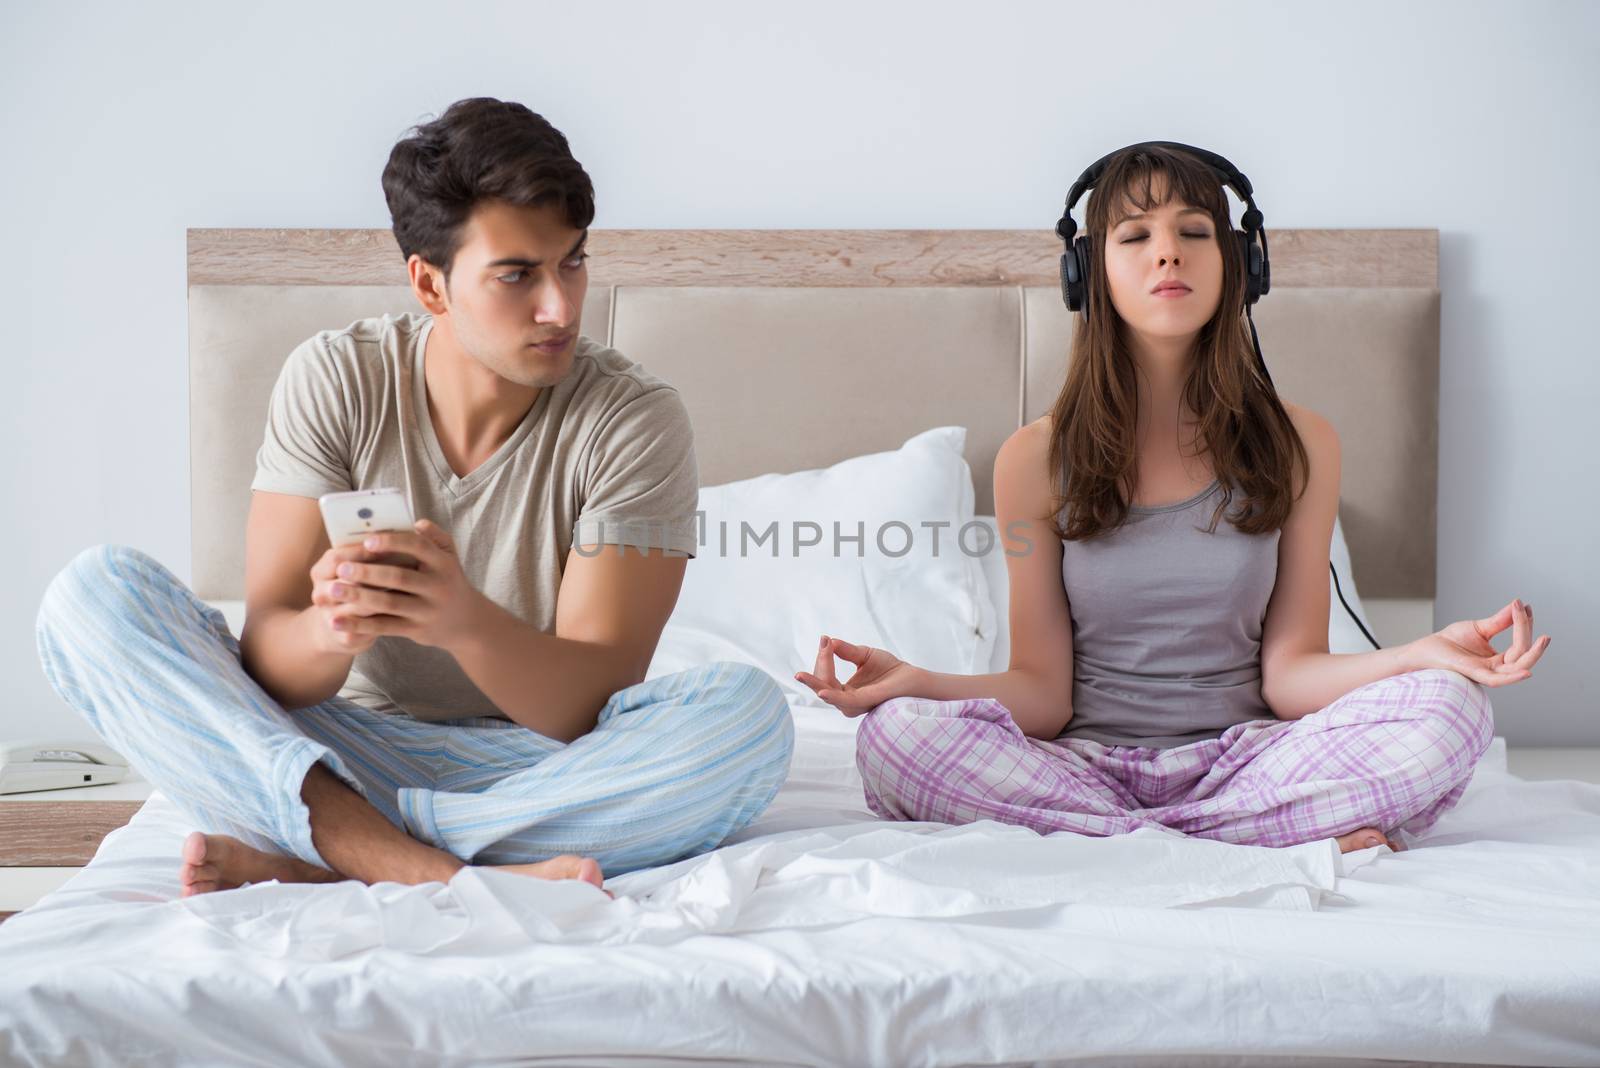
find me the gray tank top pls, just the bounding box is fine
[1057,480,1281,749]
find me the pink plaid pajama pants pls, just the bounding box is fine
[854,669,1494,847]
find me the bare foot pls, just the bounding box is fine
[494,855,608,894]
[180,831,609,898]
[1334,826,1405,854]
[179,831,342,898]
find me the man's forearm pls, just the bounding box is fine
[1262,645,1418,720]
[240,607,356,711]
[447,600,646,743]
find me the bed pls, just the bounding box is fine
[2,228,1597,1067]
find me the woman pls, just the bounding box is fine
[795,143,1550,854]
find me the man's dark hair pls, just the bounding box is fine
[382,97,595,281]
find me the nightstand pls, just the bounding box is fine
[0,778,154,922]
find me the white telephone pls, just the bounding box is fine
[0,739,130,795]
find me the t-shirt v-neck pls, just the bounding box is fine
[410,316,552,499]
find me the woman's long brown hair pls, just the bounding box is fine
[1046,144,1308,541]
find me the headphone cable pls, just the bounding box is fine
[1248,304,1383,652]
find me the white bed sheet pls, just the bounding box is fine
[2,701,1599,1067]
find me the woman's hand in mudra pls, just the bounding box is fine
[1404,598,1550,688]
[795,635,920,716]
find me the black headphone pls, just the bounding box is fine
[1055,140,1270,313]
[1054,141,1379,651]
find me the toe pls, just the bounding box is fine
[178,863,216,886]
[1334,826,1393,854]
[181,831,209,865]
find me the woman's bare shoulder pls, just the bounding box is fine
[995,417,1056,507]
[1001,416,1053,457]
[1281,399,1338,450]
[1280,399,1341,504]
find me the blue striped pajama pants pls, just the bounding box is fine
[34,545,795,876]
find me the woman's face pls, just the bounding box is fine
[1102,180,1224,349]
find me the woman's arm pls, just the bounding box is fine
[796,419,1076,739]
[1260,404,1549,720]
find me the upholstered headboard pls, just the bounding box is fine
[188,229,1438,602]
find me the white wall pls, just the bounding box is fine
[3,0,1595,746]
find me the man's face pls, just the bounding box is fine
[437,199,589,388]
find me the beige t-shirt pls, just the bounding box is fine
[252,312,700,723]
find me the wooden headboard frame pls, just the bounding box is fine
[189,228,1435,289]
[187,228,1438,601]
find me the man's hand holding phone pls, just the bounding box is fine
[313,489,492,656]
[308,542,394,656]
[318,521,492,654]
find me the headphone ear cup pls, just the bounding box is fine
[1068,235,1093,312]
[1237,230,1263,305]
[1059,251,1079,311]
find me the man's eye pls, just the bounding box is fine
[496,270,526,284]
[562,252,589,270]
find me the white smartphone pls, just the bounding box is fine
[318,488,416,548]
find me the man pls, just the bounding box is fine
[35,97,793,895]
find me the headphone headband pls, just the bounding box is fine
[1055,141,1263,243]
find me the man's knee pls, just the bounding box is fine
[658,663,794,847]
[705,661,794,760]
[37,545,140,671]
[638,661,794,767]
[37,545,193,709]
[39,544,165,625]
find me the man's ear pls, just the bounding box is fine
[407,253,450,316]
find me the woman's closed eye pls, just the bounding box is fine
[1120,231,1211,244]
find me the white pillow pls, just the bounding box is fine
[971,511,1379,672]
[646,427,997,703]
